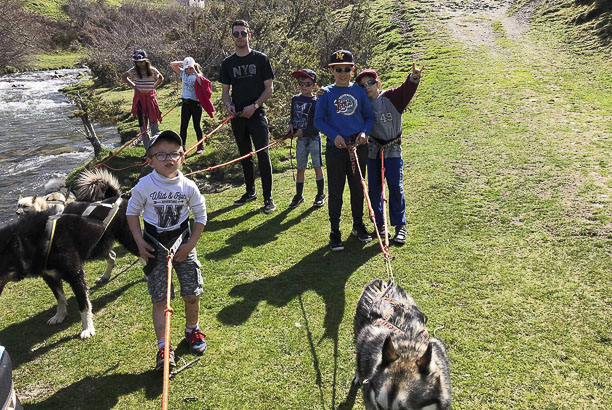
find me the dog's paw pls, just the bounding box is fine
[95,275,110,285]
[353,373,362,385]
[47,312,67,325]
[79,327,96,339]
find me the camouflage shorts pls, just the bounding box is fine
[146,244,203,304]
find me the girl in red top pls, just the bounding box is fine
[122,50,164,150]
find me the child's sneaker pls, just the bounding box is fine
[185,327,207,354]
[313,193,326,207]
[155,347,176,371]
[289,195,304,208]
[263,198,276,214]
[393,225,407,244]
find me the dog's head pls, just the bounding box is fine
[16,195,47,216]
[0,226,31,296]
[363,336,451,410]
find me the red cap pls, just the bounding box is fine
[355,69,379,84]
[291,69,317,83]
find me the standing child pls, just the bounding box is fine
[170,57,215,154]
[288,68,326,208]
[121,50,164,150]
[356,64,423,244]
[314,50,375,251]
[126,130,207,371]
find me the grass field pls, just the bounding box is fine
[1,0,610,408]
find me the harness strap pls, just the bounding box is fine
[369,134,402,148]
[143,221,190,257]
[372,318,406,335]
[43,214,61,269]
[81,202,114,218]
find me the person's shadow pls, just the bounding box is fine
[217,242,380,408]
[206,207,316,261]
[25,366,162,409]
[0,279,140,369]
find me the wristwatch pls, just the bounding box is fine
[254,102,260,109]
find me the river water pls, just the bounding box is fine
[0,69,118,223]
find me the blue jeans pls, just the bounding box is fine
[367,155,406,227]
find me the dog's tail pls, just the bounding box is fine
[75,168,121,201]
[44,178,67,194]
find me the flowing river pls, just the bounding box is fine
[0,69,119,223]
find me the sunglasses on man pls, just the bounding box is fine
[359,79,377,88]
[232,31,248,38]
[333,67,353,73]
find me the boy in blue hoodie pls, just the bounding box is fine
[314,50,375,251]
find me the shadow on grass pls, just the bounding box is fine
[0,280,139,369]
[26,368,162,409]
[217,241,379,408]
[206,206,317,260]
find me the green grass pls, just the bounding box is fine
[31,51,85,70]
[2,0,611,408]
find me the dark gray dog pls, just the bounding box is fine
[354,279,451,409]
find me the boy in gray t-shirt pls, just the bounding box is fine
[355,63,423,244]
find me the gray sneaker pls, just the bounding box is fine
[393,225,407,244]
[313,193,326,207]
[263,198,276,214]
[155,347,176,371]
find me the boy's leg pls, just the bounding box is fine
[179,102,191,147]
[174,247,206,353]
[347,144,368,227]
[231,117,256,195]
[248,110,273,201]
[385,156,406,227]
[326,146,347,232]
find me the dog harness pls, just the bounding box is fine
[42,197,124,270]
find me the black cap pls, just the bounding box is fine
[329,50,354,66]
[132,49,148,61]
[291,69,317,84]
[147,130,182,154]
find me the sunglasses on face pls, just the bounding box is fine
[298,81,313,87]
[232,31,248,38]
[359,79,377,88]
[152,152,182,161]
[333,67,353,73]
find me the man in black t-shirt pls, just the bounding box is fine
[220,19,276,213]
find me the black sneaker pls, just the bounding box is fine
[234,192,257,206]
[393,225,407,244]
[313,193,326,207]
[155,347,176,371]
[263,198,276,214]
[351,224,372,243]
[288,195,304,209]
[329,230,344,251]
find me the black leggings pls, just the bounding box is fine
[180,99,203,149]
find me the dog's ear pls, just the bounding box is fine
[18,195,23,200]
[417,340,433,374]
[382,334,398,365]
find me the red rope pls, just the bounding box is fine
[351,145,390,259]
[184,116,234,157]
[94,103,179,170]
[162,254,174,410]
[380,149,390,249]
[183,131,292,177]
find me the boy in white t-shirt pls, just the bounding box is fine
[126,130,207,371]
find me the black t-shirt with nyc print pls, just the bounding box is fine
[219,50,274,111]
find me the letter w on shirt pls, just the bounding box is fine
[155,205,184,228]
